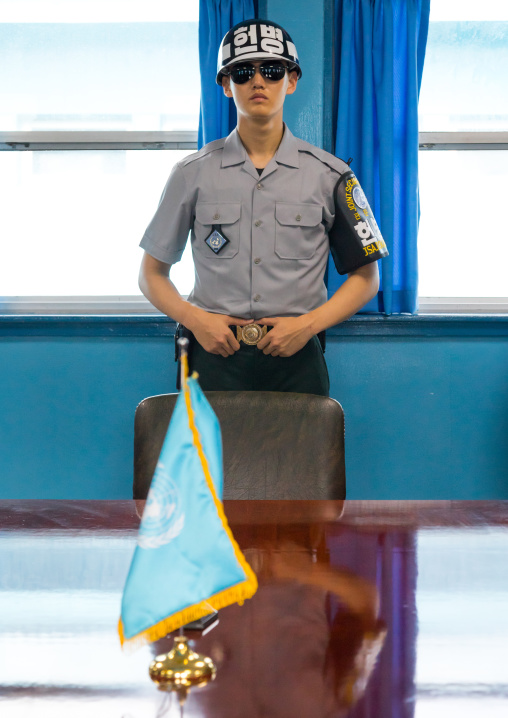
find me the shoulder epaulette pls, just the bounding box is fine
[179,138,227,167]
[295,138,350,175]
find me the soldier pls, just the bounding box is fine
[139,19,387,396]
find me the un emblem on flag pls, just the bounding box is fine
[138,464,185,549]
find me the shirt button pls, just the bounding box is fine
[213,213,220,220]
[295,214,302,221]
[256,183,263,190]
[254,220,261,227]
[254,257,261,264]
[253,294,261,302]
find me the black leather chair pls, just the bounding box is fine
[134,391,345,500]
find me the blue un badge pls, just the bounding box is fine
[352,184,368,209]
[205,225,230,254]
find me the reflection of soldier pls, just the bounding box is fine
[153,523,386,717]
[138,19,387,395]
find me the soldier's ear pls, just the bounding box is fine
[222,75,233,98]
[286,70,298,96]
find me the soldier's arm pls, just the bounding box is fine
[256,263,379,357]
[139,252,249,357]
[305,262,379,334]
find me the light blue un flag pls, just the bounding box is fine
[119,357,257,649]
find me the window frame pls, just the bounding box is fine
[0,131,198,152]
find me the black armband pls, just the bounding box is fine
[329,171,389,275]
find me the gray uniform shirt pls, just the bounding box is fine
[140,124,350,320]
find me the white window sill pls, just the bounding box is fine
[2,296,508,316]
[419,298,508,314]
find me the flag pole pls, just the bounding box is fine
[177,337,189,389]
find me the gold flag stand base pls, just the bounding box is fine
[149,635,216,706]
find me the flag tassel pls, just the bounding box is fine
[119,577,256,650]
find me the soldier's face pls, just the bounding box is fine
[222,61,297,121]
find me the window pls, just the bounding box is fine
[418,1,508,311]
[3,2,507,313]
[0,0,199,311]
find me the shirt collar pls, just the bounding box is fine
[273,124,299,168]
[221,128,247,167]
[221,123,300,169]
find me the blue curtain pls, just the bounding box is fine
[198,0,257,148]
[331,0,430,314]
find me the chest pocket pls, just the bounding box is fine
[275,203,324,260]
[193,203,241,259]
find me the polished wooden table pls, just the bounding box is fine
[1,501,508,718]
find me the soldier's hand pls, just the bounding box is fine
[256,316,314,357]
[187,307,252,357]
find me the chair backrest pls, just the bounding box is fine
[134,391,345,500]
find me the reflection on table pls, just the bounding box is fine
[1,500,507,718]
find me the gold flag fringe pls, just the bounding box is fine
[118,577,255,651]
[182,355,258,599]
[119,353,258,651]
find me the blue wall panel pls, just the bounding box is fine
[1,324,507,500]
[326,336,508,499]
[0,337,176,499]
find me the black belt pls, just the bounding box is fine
[233,323,326,351]
[176,322,325,359]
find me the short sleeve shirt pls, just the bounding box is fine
[140,125,351,320]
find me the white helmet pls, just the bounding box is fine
[216,19,302,85]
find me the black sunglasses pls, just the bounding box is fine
[228,61,288,84]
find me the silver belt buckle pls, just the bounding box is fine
[236,323,268,345]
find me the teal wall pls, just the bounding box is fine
[0,334,171,500]
[328,330,508,499]
[1,317,507,500]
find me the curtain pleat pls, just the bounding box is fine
[331,0,430,314]
[198,0,257,148]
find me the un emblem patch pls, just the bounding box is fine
[205,227,230,254]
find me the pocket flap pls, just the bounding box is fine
[275,203,323,227]
[195,203,241,225]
